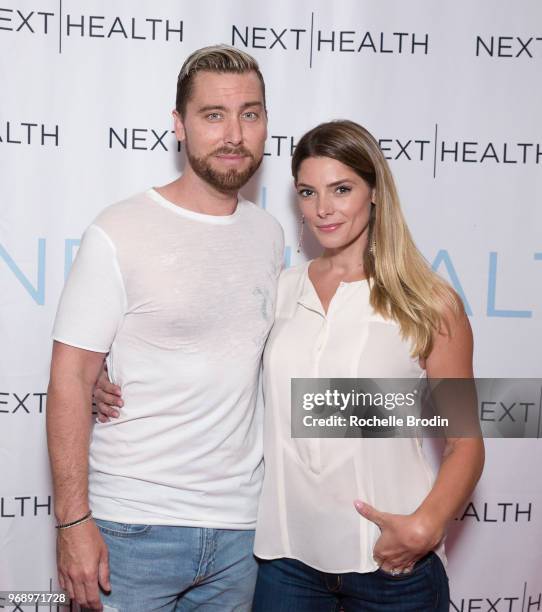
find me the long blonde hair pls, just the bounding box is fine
[292,120,459,358]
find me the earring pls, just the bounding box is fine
[369,202,376,256]
[297,215,305,253]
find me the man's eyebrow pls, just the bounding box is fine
[197,101,264,113]
[197,105,227,113]
[240,101,264,110]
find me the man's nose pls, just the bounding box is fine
[224,117,243,146]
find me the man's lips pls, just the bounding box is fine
[316,223,344,232]
[215,153,249,164]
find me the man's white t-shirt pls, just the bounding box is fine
[52,188,284,528]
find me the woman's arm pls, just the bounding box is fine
[355,300,485,573]
[94,365,123,422]
[413,302,484,544]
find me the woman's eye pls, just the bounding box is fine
[336,185,351,194]
[298,189,314,198]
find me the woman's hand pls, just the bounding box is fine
[94,366,123,423]
[354,500,444,575]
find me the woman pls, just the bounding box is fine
[250,120,483,611]
[96,120,484,611]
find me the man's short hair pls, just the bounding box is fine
[176,44,267,116]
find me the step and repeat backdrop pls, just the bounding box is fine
[1,0,541,608]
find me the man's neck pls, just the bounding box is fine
[156,167,239,216]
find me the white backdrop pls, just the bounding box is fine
[1,0,541,609]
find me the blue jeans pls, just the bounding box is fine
[94,519,257,612]
[252,552,449,611]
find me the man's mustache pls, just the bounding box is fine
[211,146,254,159]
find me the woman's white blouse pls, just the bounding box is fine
[254,262,445,573]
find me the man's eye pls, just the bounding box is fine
[207,113,222,121]
[298,189,314,198]
[336,185,351,194]
[243,111,258,120]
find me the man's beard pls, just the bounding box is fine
[186,143,263,193]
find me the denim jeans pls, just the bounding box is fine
[94,519,257,612]
[252,552,449,611]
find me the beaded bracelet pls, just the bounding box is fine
[55,510,93,530]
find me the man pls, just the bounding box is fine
[47,45,284,612]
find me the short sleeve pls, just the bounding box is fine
[52,224,126,353]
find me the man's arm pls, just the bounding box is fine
[46,341,110,611]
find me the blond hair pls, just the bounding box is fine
[176,45,266,115]
[292,120,460,358]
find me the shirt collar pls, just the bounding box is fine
[297,262,326,316]
[296,260,370,317]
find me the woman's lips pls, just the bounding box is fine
[316,223,343,232]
